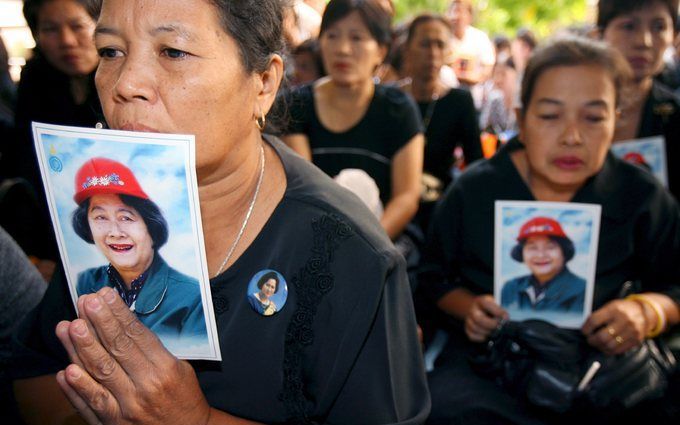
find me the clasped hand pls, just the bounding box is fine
[55,287,211,425]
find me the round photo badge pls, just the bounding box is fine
[246,269,288,316]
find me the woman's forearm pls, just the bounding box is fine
[436,287,477,321]
[14,375,85,425]
[380,191,419,239]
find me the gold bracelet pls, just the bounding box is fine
[626,294,666,338]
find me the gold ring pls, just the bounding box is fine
[607,327,616,336]
[615,335,624,344]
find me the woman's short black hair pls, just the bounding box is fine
[24,0,99,40]
[257,271,280,293]
[320,0,393,47]
[406,14,450,45]
[72,194,168,249]
[597,0,679,31]
[510,236,575,263]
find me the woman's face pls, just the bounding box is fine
[492,63,517,93]
[602,1,674,82]
[319,10,387,86]
[406,20,450,82]
[87,194,154,276]
[522,235,565,284]
[260,278,277,299]
[37,0,99,76]
[519,65,616,191]
[94,0,261,172]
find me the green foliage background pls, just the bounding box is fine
[393,0,591,39]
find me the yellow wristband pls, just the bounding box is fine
[626,294,666,338]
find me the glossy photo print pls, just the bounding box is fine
[33,122,220,360]
[610,136,668,187]
[494,201,602,328]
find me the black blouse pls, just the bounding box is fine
[416,88,482,187]
[637,81,680,201]
[283,84,422,204]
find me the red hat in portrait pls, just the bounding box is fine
[73,157,149,204]
[622,152,649,167]
[516,216,567,242]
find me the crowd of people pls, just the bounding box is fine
[0,0,679,424]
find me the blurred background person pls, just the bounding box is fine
[598,0,680,201]
[399,13,481,231]
[291,38,325,87]
[444,0,495,108]
[511,27,537,77]
[4,0,101,267]
[282,0,424,242]
[479,53,519,140]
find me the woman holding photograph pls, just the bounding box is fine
[500,217,585,313]
[420,36,680,424]
[71,157,206,342]
[598,0,680,200]
[11,0,429,424]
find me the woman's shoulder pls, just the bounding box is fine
[77,265,110,294]
[441,87,475,104]
[374,83,418,108]
[599,153,674,207]
[266,135,399,259]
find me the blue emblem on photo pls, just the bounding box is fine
[49,156,63,172]
[246,269,288,316]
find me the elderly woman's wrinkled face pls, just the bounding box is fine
[37,0,99,77]
[522,236,565,284]
[87,194,154,277]
[260,278,277,299]
[519,65,616,191]
[602,1,674,82]
[94,0,259,171]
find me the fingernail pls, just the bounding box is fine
[73,321,88,336]
[103,289,117,304]
[68,367,82,380]
[88,297,102,311]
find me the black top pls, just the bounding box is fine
[420,138,680,324]
[10,54,102,192]
[416,88,482,187]
[10,136,430,424]
[638,81,680,201]
[283,83,422,204]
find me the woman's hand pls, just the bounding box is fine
[464,295,508,343]
[582,299,647,356]
[54,287,211,425]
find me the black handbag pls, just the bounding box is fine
[469,319,677,413]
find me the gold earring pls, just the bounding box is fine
[255,110,266,131]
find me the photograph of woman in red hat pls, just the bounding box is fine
[71,157,207,347]
[500,216,586,314]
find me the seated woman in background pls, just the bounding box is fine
[420,36,680,425]
[6,0,102,265]
[281,0,424,241]
[399,14,482,230]
[598,0,680,200]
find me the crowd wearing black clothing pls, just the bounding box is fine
[3,0,680,424]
